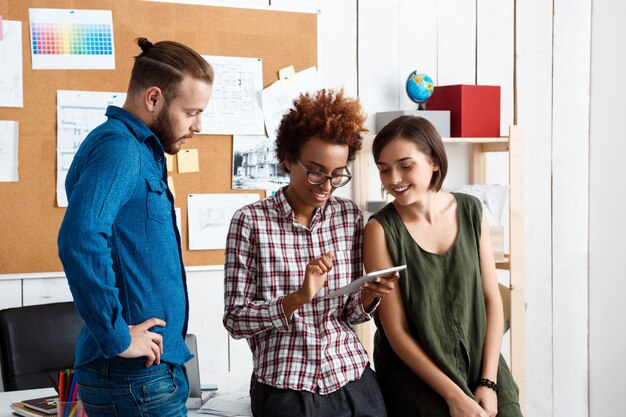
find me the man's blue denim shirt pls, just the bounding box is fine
[58,106,191,367]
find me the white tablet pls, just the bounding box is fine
[322,265,407,299]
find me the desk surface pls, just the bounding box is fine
[0,388,55,417]
[0,388,208,416]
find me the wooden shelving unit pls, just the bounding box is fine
[353,125,525,407]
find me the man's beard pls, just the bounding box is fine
[150,102,183,155]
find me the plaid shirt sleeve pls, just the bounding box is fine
[223,209,290,339]
[341,210,379,323]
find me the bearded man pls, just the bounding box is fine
[58,37,213,417]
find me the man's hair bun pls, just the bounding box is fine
[136,37,153,52]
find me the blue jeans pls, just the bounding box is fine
[75,357,189,417]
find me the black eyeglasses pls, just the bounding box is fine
[296,160,352,188]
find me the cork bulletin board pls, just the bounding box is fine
[0,0,317,273]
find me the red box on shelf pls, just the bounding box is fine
[426,85,500,137]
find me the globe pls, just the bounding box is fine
[406,71,434,110]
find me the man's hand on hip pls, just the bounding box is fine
[119,318,166,367]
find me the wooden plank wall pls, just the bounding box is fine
[552,1,591,416]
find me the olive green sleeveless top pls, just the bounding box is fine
[371,193,521,417]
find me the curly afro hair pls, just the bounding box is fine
[275,88,368,172]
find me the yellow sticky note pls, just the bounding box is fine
[177,149,200,173]
[167,176,176,198]
[279,65,296,88]
[165,154,174,172]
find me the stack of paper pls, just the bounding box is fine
[197,390,251,416]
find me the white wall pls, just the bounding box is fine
[552,1,591,416]
[589,1,626,416]
[515,0,555,414]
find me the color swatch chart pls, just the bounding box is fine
[31,23,113,55]
[29,8,115,69]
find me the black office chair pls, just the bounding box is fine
[0,302,83,391]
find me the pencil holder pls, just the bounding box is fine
[57,400,87,417]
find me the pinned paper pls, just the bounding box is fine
[29,9,115,70]
[0,19,23,108]
[232,135,288,191]
[167,176,176,198]
[165,153,174,172]
[262,67,319,141]
[187,193,260,250]
[174,207,182,233]
[177,148,200,173]
[199,55,264,135]
[278,65,296,88]
[0,120,19,182]
[56,90,126,206]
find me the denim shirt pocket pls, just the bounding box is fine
[145,178,170,224]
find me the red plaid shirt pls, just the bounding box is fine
[223,187,374,394]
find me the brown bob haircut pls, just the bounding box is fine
[275,88,368,172]
[128,37,214,101]
[372,115,448,192]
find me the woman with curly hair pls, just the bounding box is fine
[223,89,396,417]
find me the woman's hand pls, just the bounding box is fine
[283,251,334,317]
[361,271,400,310]
[447,391,489,417]
[298,251,334,302]
[474,386,498,417]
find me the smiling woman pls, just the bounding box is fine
[364,115,523,417]
[275,89,367,225]
[283,136,352,224]
[223,89,398,417]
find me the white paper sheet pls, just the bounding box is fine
[454,184,509,225]
[56,90,126,206]
[175,207,182,234]
[231,135,288,192]
[0,20,23,107]
[197,389,251,416]
[200,55,264,135]
[29,8,115,70]
[0,120,19,182]
[187,193,260,250]
[261,66,320,141]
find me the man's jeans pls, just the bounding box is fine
[75,357,189,417]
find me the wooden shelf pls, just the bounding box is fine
[442,137,510,152]
[496,254,511,270]
[442,136,508,144]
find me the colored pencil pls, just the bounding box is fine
[46,372,60,394]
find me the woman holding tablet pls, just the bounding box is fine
[224,89,397,417]
[363,116,522,417]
